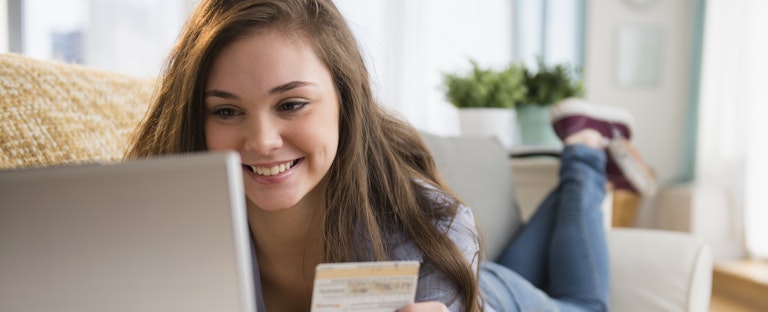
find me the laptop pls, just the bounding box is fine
[0,151,255,312]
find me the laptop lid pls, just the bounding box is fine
[0,151,255,312]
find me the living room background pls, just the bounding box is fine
[2,0,766,260]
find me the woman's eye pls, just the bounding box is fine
[278,101,307,112]
[212,107,240,118]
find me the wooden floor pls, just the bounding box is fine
[710,293,762,312]
[709,260,768,312]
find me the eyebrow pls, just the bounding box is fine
[204,81,314,99]
[204,89,238,99]
[269,81,314,94]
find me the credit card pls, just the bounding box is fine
[310,261,420,312]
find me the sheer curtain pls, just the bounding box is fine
[697,0,768,259]
[335,0,514,136]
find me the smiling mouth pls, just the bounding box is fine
[245,159,300,177]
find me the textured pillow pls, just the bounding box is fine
[0,53,154,169]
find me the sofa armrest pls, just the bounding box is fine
[608,228,713,312]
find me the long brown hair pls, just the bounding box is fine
[126,0,480,310]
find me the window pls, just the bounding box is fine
[336,0,585,135]
[697,0,768,259]
[10,0,195,78]
[514,0,586,70]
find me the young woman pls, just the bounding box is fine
[127,0,654,311]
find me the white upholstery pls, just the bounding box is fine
[421,132,713,312]
[608,229,713,312]
[420,132,522,261]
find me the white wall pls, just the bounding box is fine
[0,0,8,52]
[585,1,748,258]
[584,0,694,185]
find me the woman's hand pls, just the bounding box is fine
[397,301,449,312]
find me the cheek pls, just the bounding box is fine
[204,121,234,150]
[294,114,339,161]
[315,110,340,151]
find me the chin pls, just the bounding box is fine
[245,195,301,213]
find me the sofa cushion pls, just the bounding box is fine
[0,53,153,170]
[420,132,522,261]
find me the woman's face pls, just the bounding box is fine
[204,30,340,212]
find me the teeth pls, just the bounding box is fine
[249,160,295,177]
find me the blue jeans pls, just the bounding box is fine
[480,145,610,312]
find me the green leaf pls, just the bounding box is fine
[520,60,584,106]
[442,59,527,109]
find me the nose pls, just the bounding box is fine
[243,115,283,154]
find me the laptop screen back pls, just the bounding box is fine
[0,152,255,312]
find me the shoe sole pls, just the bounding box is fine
[607,139,658,197]
[549,98,636,138]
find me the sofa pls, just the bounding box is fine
[0,53,713,311]
[421,133,713,311]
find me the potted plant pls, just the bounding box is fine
[517,61,584,147]
[442,60,527,147]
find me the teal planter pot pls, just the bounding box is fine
[516,104,562,148]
